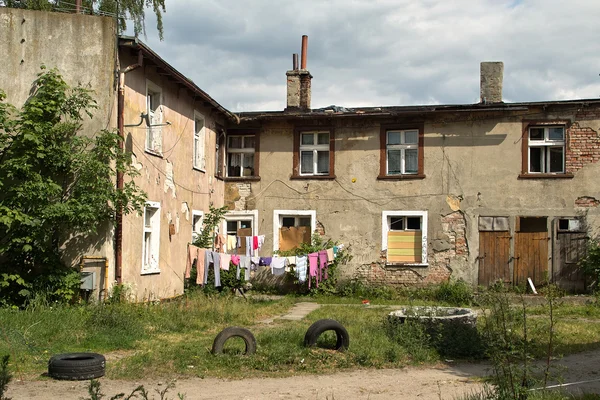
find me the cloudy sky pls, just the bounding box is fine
[137,0,600,112]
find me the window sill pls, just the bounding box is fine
[214,175,224,181]
[377,174,426,181]
[141,269,161,276]
[223,176,261,182]
[385,262,429,267]
[518,173,574,179]
[193,167,206,173]
[145,149,163,158]
[290,175,336,180]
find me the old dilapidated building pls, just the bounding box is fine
[2,9,599,298]
[223,41,600,292]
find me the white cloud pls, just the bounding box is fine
[138,0,600,112]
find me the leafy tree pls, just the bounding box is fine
[0,66,146,307]
[0,0,167,40]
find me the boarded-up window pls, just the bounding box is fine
[387,231,422,263]
[279,226,311,252]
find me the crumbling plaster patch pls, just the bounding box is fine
[163,159,176,198]
[575,196,600,208]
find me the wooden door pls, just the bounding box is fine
[478,231,511,286]
[514,231,548,286]
[553,232,587,292]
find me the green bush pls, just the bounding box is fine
[338,280,397,300]
[433,279,474,306]
[580,237,600,290]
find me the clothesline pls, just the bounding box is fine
[185,243,345,290]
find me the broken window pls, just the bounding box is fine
[517,217,547,232]
[528,126,565,174]
[146,81,163,155]
[275,211,314,251]
[142,201,161,274]
[191,210,203,242]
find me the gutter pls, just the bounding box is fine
[115,49,143,285]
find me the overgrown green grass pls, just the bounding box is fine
[3,293,600,382]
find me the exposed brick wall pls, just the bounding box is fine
[575,196,600,208]
[566,123,600,173]
[353,211,468,287]
[224,182,252,211]
[575,106,600,120]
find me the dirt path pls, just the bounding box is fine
[7,349,600,400]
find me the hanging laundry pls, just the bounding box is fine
[245,236,252,256]
[231,255,240,266]
[237,236,241,248]
[307,252,319,289]
[196,248,206,285]
[227,235,237,252]
[259,257,272,267]
[204,251,221,286]
[186,244,205,281]
[285,256,296,272]
[250,256,261,271]
[318,250,329,280]
[333,246,339,258]
[257,235,265,251]
[253,236,259,251]
[296,255,308,283]
[215,234,225,253]
[237,256,251,281]
[270,257,287,276]
[326,248,335,264]
[220,253,231,271]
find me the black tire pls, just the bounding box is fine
[211,327,257,355]
[304,319,350,352]
[48,353,105,380]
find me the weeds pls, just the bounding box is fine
[82,379,184,400]
[0,355,11,400]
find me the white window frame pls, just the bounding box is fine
[193,111,206,171]
[226,135,256,177]
[145,80,163,156]
[386,129,419,175]
[273,210,316,251]
[191,210,204,243]
[222,210,259,255]
[381,210,428,266]
[141,201,161,274]
[527,126,565,174]
[299,131,330,176]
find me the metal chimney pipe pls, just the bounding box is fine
[301,35,308,69]
[293,53,299,70]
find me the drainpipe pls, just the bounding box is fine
[115,48,143,284]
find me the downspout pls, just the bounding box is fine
[115,48,143,284]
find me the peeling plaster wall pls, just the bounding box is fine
[119,50,226,300]
[0,9,118,285]
[234,104,600,287]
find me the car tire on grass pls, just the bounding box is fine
[48,353,105,380]
[304,319,350,351]
[211,327,257,355]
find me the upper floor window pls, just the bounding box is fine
[227,135,256,177]
[386,130,418,175]
[146,80,163,155]
[300,132,330,175]
[528,126,565,174]
[379,125,424,180]
[193,112,206,171]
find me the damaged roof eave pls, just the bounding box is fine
[118,36,240,124]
